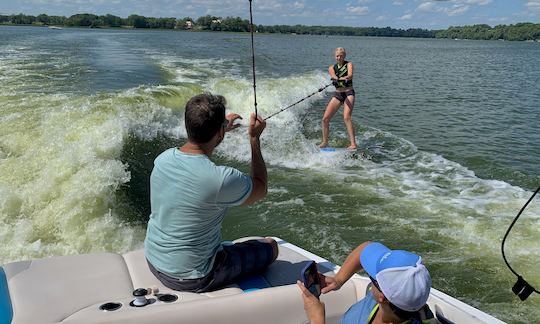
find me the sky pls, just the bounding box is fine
[0,0,539,29]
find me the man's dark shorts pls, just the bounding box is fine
[333,88,355,103]
[147,240,274,293]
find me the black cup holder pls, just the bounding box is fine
[157,293,178,303]
[99,302,122,312]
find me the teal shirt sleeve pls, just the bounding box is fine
[216,166,252,205]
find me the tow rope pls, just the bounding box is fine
[265,83,332,121]
[501,185,539,301]
[248,0,258,120]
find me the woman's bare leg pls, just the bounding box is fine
[343,95,357,149]
[319,97,342,148]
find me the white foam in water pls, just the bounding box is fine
[152,54,244,84]
[0,90,155,262]
[269,198,305,207]
[268,187,290,194]
[374,143,539,266]
[2,47,539,323]
[314,193,334,203]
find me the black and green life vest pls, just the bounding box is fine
[333,61,353,88]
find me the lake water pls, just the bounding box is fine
[0,26,539,323]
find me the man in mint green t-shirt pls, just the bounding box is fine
[145,93,278,292]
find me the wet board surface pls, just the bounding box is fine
[319,147,358,153]
[318,147,369,160]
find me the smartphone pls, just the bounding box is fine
[301,261,321,298]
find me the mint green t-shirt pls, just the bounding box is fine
[144,148,253,279]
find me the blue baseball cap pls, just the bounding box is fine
[360,242,431,312]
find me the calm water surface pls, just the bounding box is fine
[0,26,539,323]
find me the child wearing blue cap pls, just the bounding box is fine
[297,241,436,324]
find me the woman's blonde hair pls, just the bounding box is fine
[335,47,346,55]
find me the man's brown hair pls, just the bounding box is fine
[184,93,226,143]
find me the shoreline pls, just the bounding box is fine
[2,23,540,42]
[2,14,540,42]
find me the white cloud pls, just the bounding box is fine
[417,2,436,12]
[487,16,508,22]
[393,1,404,5]
[400,13,413,20]
[293,1,304,9]
[415,0,474,16]
[525,0,540,11]
[347,6,369,14]
[461,0,491,5]
[429,0,491,4]
[447,4,469,15]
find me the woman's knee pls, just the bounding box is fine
[322,115,331,124]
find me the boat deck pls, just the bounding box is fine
[1,238,505,323]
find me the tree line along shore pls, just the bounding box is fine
[2,13,539,42]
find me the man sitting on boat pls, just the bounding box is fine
[144,93,278,292]
[298,241,437,324]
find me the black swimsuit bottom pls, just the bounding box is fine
[333,88,355,103]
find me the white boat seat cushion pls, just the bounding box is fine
[4,253,133,324]
[4,250,245,324]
